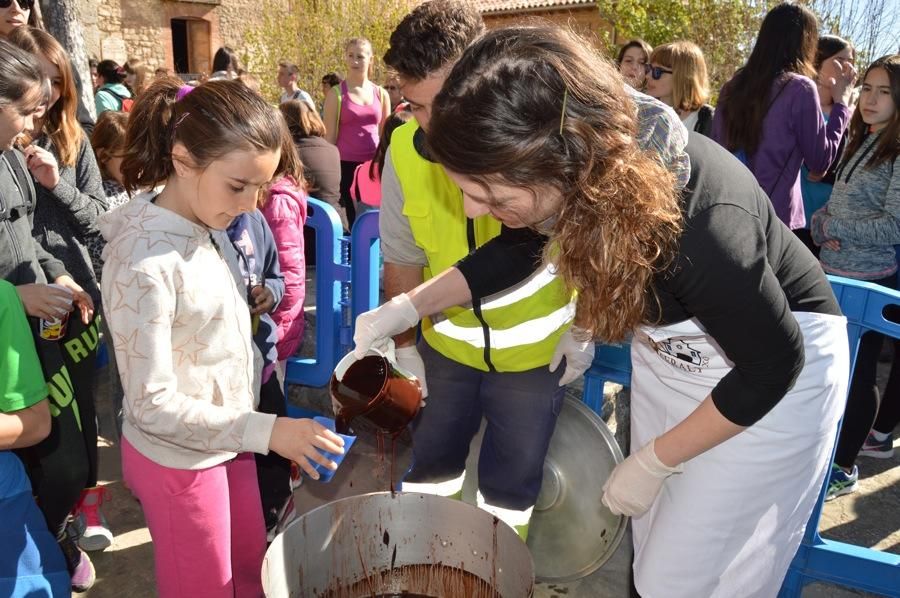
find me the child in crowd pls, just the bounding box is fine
[811,54,900,498]
[261,174,308,369]
[7,25,112,556]
[0,39,95,592]
[87,110,131,442]
[100,78,344,597]
[617,38,652,90]
[94,59,132,114]
[350,109,412,215]
[226,194,294,541]
[0,280,70,597]
[798,35,856,256]
[87,110,130,281]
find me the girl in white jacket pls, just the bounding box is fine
[100,78,344,598]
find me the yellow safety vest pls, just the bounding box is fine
[391,121,574,372]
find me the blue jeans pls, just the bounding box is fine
[404,341,565,510]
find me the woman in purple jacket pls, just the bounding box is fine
[713,2,856,233]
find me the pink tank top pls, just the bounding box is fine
[351,160,382,207]
[336,81,382,163]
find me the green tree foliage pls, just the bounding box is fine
[596,0,781,101]
[243,0,418,105]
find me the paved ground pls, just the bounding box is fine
[76,270,900,597]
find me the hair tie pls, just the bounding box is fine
[115,66,126,76]
[176,85,195,102]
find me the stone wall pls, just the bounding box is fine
[75,0,284,73]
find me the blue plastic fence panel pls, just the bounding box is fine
[582,342,632,416]
[283,197,348,390]
[350,210,381,325]
[779,275,900,597]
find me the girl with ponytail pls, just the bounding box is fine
[100,78,344,597]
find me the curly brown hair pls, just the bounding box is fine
[428,25,683,342]
[383,0,484,81]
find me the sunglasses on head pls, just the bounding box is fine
[645,64,673,80]
[0,0,35,9]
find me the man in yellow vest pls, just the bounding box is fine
[355,0,690,539]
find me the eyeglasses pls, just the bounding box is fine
[0,0,35,10]
[644,64,674,80]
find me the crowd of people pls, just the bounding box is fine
[0,0,897,596]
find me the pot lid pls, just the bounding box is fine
[527,396,627,582]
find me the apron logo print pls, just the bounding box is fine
[653,338,709,372]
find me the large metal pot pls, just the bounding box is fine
[262,492,534,597]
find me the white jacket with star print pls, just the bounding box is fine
[99,192,276,469]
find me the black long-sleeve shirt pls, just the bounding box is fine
[651,134,838,425]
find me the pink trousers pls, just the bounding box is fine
[122,438,267,597]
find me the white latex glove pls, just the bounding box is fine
[549,326,595,386]
[395,345,428,401]
[601,439,683,517]
[353,294,421,359]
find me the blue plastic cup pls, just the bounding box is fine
[310,416,356,482]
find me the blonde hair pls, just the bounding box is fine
[650,41,710,113]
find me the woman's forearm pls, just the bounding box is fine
[407,267,472,318]
[653,395,746,467]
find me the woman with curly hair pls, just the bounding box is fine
[353,24,850,597]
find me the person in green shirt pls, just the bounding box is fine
[0,279,70,596]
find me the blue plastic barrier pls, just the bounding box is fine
[779,275,900,597]
[581,342,632,415]
[349,210,381,325]
[282,204,380,419]
[283,198,347,418]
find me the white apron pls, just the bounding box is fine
[630,311,849,598]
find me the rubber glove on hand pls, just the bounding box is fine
[353,293,421,359]
[549,326,595,386]
[395,345,428,401]
[601,439,683,517]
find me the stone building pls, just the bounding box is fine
[74,0,610,76]
[76,0,287,74]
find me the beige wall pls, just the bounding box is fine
[76,0,282,73]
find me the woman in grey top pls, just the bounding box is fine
[811,54,900,499]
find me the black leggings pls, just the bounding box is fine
[833,275,900,468]
[255,374,292,529]
[339,160,362,230]
[16,324,89,539]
